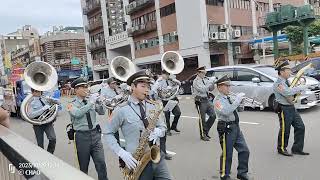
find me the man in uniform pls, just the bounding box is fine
[100,77,120,99]
[28,88,57,154]
[154,70,182,134]
[273,60,309,156]
[105,70,171,180]
[192,66,216,141]
[213,75,250,180]
[67,77,108,180]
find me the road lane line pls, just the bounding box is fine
[177,115,260,125]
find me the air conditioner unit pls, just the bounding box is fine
[142,39,148,44]
[235,46,241,54]
[209,32,219,40]
[220,24,228,30]
[170,31,178,36]
[111,10,116,14]
[111,16,116,19]
[219,32,227,39]
[234,29,241,38]
[250,44,258,50]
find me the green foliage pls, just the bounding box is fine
[284,26,303,45]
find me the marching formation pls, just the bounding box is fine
[18,51,312,180]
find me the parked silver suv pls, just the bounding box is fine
[206,65,320,110]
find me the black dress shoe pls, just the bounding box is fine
[165,154,173,160]
[166,130,172,136]
[292,151,310,155]
[220,176,231,180]
[171,128,181,133]
[237,174,249,180]
[205,134,211,139]
[278,150,293,156]
[201,136,210,141]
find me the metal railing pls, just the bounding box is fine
[126,0,154,15]
[0,125,94,180]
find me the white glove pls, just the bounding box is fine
[42,105,51,111]
[234,93,245,104]
[297,85,309,92]
[89,93,100,104]
[148,128,163,144]
[117,149,137,170]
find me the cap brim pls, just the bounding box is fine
[75,82,88,87]
[217,81,231,85]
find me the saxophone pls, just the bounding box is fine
[122,101,163,180]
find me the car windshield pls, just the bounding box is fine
[253,67,278,78]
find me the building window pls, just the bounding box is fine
[163,32,178,45]
[160,3,176,17]
[206,0,223,6]
[132,11,156,27]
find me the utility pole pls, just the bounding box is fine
[224,0,234,65]
[251,0,260,64]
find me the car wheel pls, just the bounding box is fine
[268,95,276,111]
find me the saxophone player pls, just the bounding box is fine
[192,66,216,141]
[27,88,57,154]
[105,70,171,180]
[67,77,108,180]
[273,60,309,156]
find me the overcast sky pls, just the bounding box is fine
[0,0,83,35]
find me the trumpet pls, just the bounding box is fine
[229,92,263,110]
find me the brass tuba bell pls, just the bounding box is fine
[20,61,59,125]
[110,56,136,82]
[161,51,184,75]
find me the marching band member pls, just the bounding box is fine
[192,66,216,141]
[67,77,108,180]
[151,71,174,160]
[154,70,182,134]
[28,88,57,154]
[105,70,171,179]
[213,75,250,180]
[273,60,309,156]
[100,77,120,100]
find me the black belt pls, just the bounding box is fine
[279,104,294,107]
[195,96,208,100]
[226,121,238,125]
[76,125,101,133]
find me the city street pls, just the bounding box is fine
[10,96,320,180]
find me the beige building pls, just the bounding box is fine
[81,0,311,80]
[40,28,87,81]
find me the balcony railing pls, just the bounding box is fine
[87,19,103,32]
[88,40,106,51]
[126,0,154,15]
[128,20,157,36]
[83,0,101,15]
[0,125,94,180]
[92,58,108,67]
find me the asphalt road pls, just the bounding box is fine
[9,96,320,180]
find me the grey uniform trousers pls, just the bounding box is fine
[217,123,250,179]
[139,152,172,180]
[277,105,305,153]
[33,122,56,154]
[75,128,108,180]
[195,99,216,138]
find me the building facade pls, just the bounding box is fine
[40,30,87,81]
[81,0,311,80]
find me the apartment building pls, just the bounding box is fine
[40,30,87,81]
[81,0,311,80]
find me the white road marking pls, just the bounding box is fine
[177,115,260,125]
[119,139,177,156]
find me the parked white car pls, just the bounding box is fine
[206,65,320,110]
